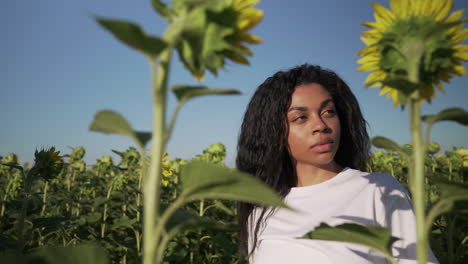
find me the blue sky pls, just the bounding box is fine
[2,0,467,167]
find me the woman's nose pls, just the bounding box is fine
[312,117,329,134]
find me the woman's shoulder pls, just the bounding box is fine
[351,169,408,191]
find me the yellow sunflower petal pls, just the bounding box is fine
[361,21,388,32]
[357,54,380,64]
[362,29,383,38]
[451,28,468,43]
[365,70,386,86]
[239,32,262,44]
[389,0,403,17]
[434,0,453,22]
[410,0,423,16]
[420,0,432,16]
[444,9,464,22]
[390,90,399,107]
[379,85,393,96]
[450,64,467,76]
[234,0,260,11]
[356,45,379,56]
[372,2,395,27]
[357,63,380,72]
[361,36,379,46]
[453,44,468,61]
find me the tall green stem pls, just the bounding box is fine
[406,49,428,264]
[409,96,427,264]
[143,48,172,264]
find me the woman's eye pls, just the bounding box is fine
[322,109,336,117]
[292,116,307,122]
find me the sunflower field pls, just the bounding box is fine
[1,143,467,263]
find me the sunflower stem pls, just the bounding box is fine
[143,47,172,264]
[407,54,428,264]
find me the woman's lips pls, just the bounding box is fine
[310,142,333,152]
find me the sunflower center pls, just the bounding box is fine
[378,16,456,88]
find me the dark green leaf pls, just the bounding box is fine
[303,223,398,263]
[135,131,152,148]
[151,0,175,21]
[95,17,167,57]
[438,181,468,201]
[111,216,137,231]
[161,203,223,232]
[172,85,240,103]
[89,110,147,149]
[180,161,289,208]
[372,136,409,156]
[427,181,468,224]
[380,78,419,95]
[32,216,70,229]
[422,108,468,126]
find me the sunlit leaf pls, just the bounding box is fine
[422,108,468,126]
[303,223,398,263]
[95,17,167,58]
[179,161,289,208]
[172,85,240,103]
[89,110,147,149]
[31,244,109,264]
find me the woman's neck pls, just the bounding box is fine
[295,162,344,187]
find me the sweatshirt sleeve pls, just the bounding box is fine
[375,174,439,264]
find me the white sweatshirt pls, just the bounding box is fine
[248,167,439,264]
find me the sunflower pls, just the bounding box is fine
[32,147,64,180]
[357,0,468,106]
[161,152,176,187]
[155,0,263,81]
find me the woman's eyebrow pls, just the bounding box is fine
[319,98,334,109]
[288,106,308,112]
[288,98,334,112]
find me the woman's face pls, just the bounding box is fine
[286,83,341,168]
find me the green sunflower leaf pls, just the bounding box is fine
[302,223,399,263]
[31,244,109,264]
[151,0,176,21]
[89,110,148,149]
[172,85,240,103]
[372,136,410,157]
[426,181,468,227]
[422,107,468,126]
[95,17,167,58]
[179,161,289,209]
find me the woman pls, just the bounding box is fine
[236,64,438,263]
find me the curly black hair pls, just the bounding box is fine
[236,64,370,259]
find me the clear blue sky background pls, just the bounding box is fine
[2,0,467,167]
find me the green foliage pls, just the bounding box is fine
[303,223,399,264]
[89,110,151,149]
[95,18,167,58]
[2,144,467,263]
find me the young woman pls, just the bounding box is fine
[236,64,439,264]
